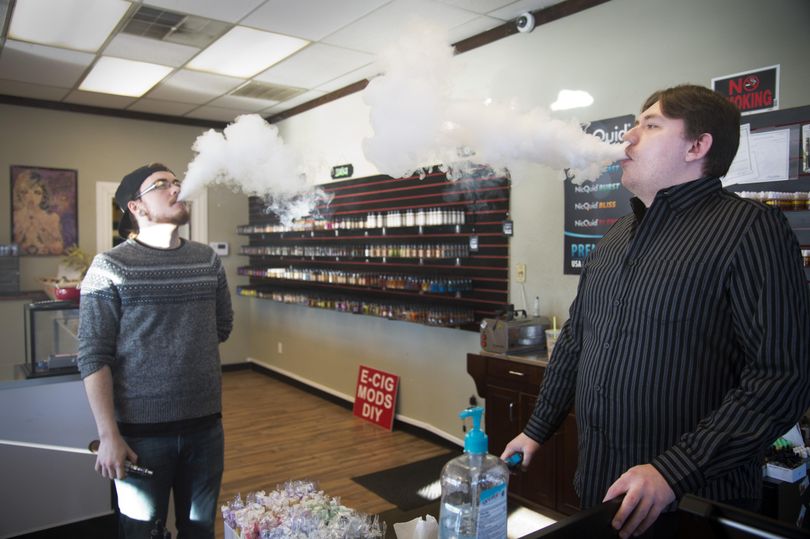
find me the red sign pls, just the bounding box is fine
[712,65,779,115]
[353,365,399,430]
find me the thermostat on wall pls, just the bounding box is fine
[210,242,229,256]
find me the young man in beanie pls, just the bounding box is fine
[503,85,810,538]
[78,163,233,538]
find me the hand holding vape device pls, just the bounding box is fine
[88,439,154,477]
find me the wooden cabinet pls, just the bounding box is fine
[467,352,580,515]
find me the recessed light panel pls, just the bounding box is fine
[187,26,309,79]
[9,0,130,52]
[79,57,173,97]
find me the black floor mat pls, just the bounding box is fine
[352,452,459,510]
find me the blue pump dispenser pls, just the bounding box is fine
[460,407,487,454]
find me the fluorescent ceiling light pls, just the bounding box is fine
[550,89,594,111]
[79,57,173,97]
[187,26,309,79]
[9,0,130,52]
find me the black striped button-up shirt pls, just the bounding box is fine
[525,176,810,508]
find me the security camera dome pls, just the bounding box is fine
[516,12,536,33]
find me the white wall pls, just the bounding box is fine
[248,0,810,441]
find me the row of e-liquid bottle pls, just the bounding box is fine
[236,287,474,326]
[241,243,469,259]
[237,207,466,234]
[737,191,810,210]
[238,266,472,293]
[364,208,466,229]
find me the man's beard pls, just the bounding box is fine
[144,203,190,226]
[169,204,191,226]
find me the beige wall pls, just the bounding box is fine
[0,105,251,373]
[0,0,808,442]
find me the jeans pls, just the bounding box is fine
[115,421,224,538]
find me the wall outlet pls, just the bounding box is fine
[516,263,526,283]
[277,342,283,354]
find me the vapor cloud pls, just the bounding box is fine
[179,114,330,224]
[362,21,626,183]
[178,18,627,224]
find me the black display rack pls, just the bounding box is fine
[236,167,511,331]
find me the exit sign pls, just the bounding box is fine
[331,164,354,179]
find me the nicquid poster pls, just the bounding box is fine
[564,115,635,275]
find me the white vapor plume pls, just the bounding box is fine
[179,114,331,224]
[362,21,627,183]
[362,23,457,178]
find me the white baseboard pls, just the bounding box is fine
[246,357,463,447]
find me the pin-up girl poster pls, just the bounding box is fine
[11,166,77,256]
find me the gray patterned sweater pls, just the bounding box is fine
[78,238,233,424]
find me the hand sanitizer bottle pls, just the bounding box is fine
[439,407,509,538]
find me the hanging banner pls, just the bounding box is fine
[712,65,779,115]
[353,365,399,430]
[563,115,635,275]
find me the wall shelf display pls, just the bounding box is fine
[237,167,511,330]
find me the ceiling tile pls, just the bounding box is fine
[0,79,71,101]
[103,33,200,67]
[321,0,479,54]
[185,26,308,79]
[437,0,517,14]
[448,15,504,43]
[126,98,199,117]
[184,104,247,122]
[64,89,137,108]
[146,69,244,104]
[8,0,130,52]
[0,40,95,87]
[142,0,267,23]
[255,43,374,89]
[207,93,279,112]
[488,0,563,20]
[241,0,390,41]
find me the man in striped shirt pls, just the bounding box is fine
[503,85,810,538]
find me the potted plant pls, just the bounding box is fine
[41,245,92,301]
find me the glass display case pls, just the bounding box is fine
[23,300,80,377]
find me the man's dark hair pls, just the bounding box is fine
[642,84,740,178]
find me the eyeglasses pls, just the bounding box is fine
[134,178,182,199]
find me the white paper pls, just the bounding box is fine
[750,129,790,182]
[722,127,790,186]
[394,515,439,539]
[802,124,810,173]
[723,124,755,185]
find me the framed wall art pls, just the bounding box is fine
[10,165,78,256]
